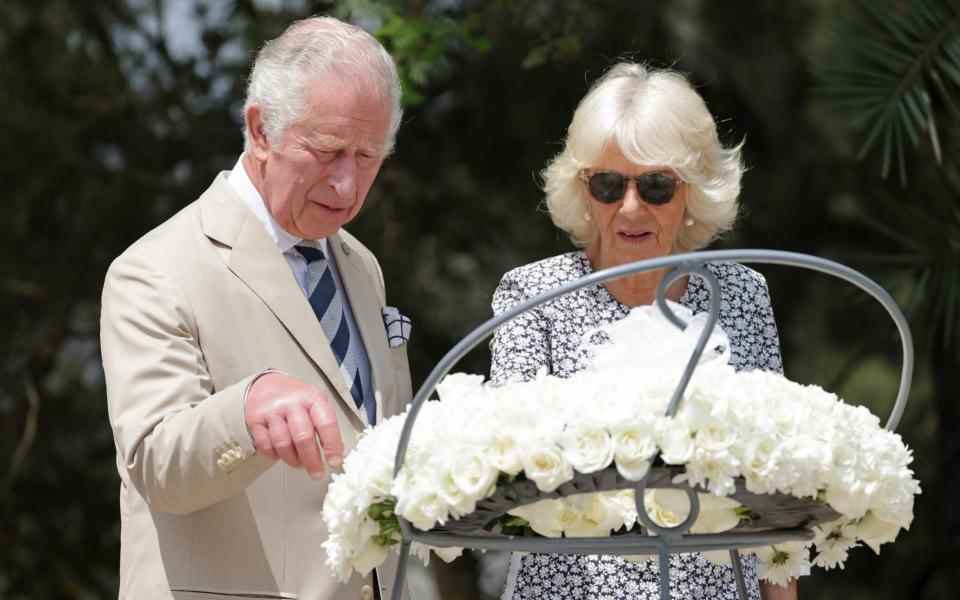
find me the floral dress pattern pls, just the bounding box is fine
[489,251,783,600]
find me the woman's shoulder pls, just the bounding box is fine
[706,262,767,286]
[497,251,589,297]
[705,261,770,295]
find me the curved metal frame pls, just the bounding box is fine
[387,250,914,600]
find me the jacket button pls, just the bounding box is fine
[360,584,373,600]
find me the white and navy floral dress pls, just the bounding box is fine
[489,251,783,600]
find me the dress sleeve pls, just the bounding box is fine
[750,272,784,374]
[489,269,552,384]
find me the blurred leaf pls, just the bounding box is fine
[818,0,960,184]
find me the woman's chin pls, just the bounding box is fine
[610,241,670,263]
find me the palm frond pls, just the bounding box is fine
[844,184,960,352]
[818,0,960,185]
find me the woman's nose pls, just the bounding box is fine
[618,181,646,215]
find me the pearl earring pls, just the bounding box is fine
[584,212,592,222]
[685,217,694,227]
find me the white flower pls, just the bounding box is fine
[612,420,658,481]
[562,493,627,537]
[488,431,524,475]
[560,423,615,474]
[657,420,694,465]
[351,533,390,576]
[603,489,639,530]
[521,444,573,493]
[824,483,871,520]
[587,302,731,376]
[645,489,743,534]
[683,447,739,497]
[410,543,464,565]
[844,512,902,554]
[812,521,858,570]
[435,372,486,402]
[451,452,499,502]
[508,499,565,537]
[320,305,920,581]
[754,542,811,586]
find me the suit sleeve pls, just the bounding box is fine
[101,249,272,515]
[489,270,552,385]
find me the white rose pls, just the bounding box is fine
[489,431,524,476]
[657,420,694,465]
[647,489,742,534]
[560,424,615,474]
[522,445,573,493]
[612,421,658,481]
[437,471,476,518]
[396,487,448,531]
[642,489,683,529]
[452,453,498,502]
[694,422,737,453]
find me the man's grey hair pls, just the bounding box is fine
[543,62,743,253]
[242,16,403,155]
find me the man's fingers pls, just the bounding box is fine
[309,399,343,469]
[268,414,301,468]
[287,407,326,479]
[249,423,277,460]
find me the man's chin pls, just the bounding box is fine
[299,217,352,240]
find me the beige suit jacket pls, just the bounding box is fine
[100,173,413,600]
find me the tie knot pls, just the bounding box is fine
[295,245,326,264]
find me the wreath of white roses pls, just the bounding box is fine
[322,303,920,588]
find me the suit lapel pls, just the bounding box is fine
[198,176,367,426]
[329,233,392,425]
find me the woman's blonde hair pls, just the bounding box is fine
[543,62,743,252]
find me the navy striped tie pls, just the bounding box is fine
[295,246,374,423]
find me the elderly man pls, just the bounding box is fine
[100,16,412,600]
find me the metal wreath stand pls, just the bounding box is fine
[388,250,914,600]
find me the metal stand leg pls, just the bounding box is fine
[729,549,748,600]
[390,540,412,600]
[659,546,671,600]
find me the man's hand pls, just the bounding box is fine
[244,372,344,479]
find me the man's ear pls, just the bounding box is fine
[245,104,271,160]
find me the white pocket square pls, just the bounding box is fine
[382,306,411,347]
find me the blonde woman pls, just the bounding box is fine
[489,63,795,600]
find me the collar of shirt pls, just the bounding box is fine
[226,155,328,257]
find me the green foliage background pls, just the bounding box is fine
[1,1,957,598]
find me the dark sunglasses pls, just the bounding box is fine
[579,169,679,205]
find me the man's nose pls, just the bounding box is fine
[327,154,357,200]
